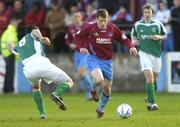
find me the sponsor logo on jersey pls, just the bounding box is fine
[108,32,113,36]
[140,35,152,40]
[140,29,144,33]
[96,38,111,44]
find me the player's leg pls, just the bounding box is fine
[152,55,161,92]
[153,72,158,91]
[96,60,113,118]
[88,55,104,89]
[146,56,162,110]
[87,55,104,101]
[41,60,73,110]
[23,62,47,119]
[90,68,104,102]
[76,52,93,100]
[96,79,112,118]
[144,70,158,111]
[31,79,46,119]
[50,77,73,110]
[78,67,92,100]
[139,51,157,111]
[91,68,104,88]
[53,78,73,97]
[144,70,156,104]
[40,58,74,94]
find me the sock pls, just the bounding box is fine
[98,92,111,112]
[80,78,90,92]
[154,81,157,91]
[54,82,70,96]
[82,72,96,90]
[80,79,92,99]
[145,83,156,104]
[32,91,46,115]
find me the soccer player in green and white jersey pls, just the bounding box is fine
[131,4,167,111]
[7,26,73,119]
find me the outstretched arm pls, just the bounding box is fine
[151,35,167,41]
[31,29,51,45]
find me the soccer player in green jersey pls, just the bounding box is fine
[131,4,167,111]
[7,26,73,119]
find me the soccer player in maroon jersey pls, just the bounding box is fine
[65,11,94,100]
[75,9,138,118]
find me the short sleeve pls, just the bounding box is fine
[131,25,137,38]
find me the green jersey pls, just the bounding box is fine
[14,33,46,61]
[131,19,167,57]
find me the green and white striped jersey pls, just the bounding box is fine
[131,19,167,57]
[14,33,46,61]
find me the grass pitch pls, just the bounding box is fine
[0,93,180,127]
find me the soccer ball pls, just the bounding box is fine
[117,103,132,119]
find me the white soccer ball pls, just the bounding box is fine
[117,103,132,119]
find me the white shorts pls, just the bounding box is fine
[23,56,70,85]
[139,51,161,73]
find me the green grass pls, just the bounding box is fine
[0,93,180,127]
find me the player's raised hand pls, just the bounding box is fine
[41,37,51,45]
[80,48,89,54]
[129,47,138,56]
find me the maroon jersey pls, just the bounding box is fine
[65,24,86,51]
[75,22,133,60]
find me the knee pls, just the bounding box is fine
[102,85,111,96]
[77,68,86,78]
[67,78,74,87]
[145,74,154,83]
[93,76,104,85]
[32,80,41,92]
[32,86,40,92]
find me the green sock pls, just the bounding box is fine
[32,91,46,115]
[54,82,70,96]
[154,82,157,91]
[145,83,156,104]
